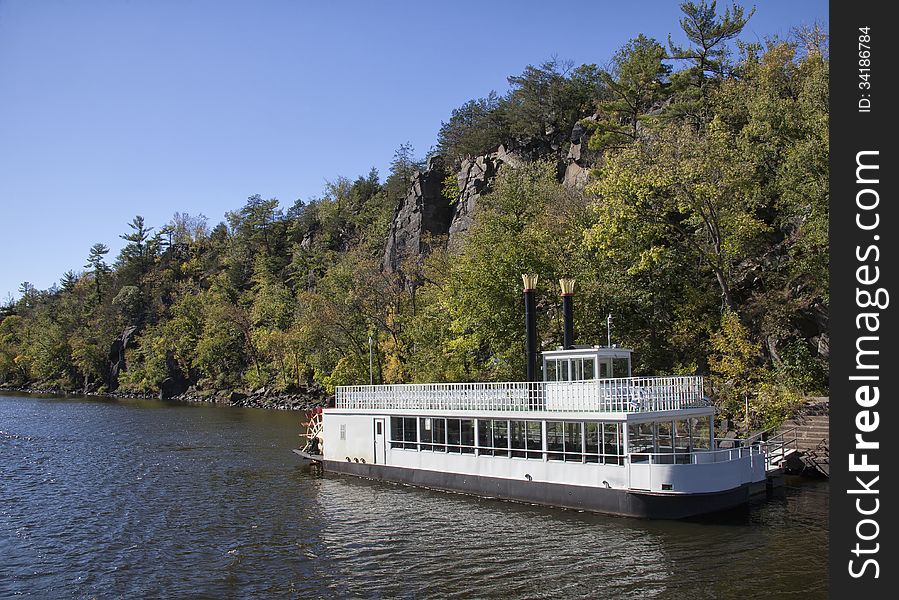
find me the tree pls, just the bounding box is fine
[166,212,209,246]
[385,143,424,201]
[17,282,37,308]
[587,35,671,150]
[587,118,766,311]
[85,243,111,279]
[116,215,156,288]
[437,93,509,163]
[504,58,603,153]
[666,1,754,124]
[0,315,27,384]
[60,271,79,293]
[193,285,246,389]
[119,215,154,260]
[408,161,568,382]
[224,195,285,286]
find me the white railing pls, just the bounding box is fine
[629,443,763,465]
[335,376,706,413]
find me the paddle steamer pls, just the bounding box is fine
[295,276,774,518]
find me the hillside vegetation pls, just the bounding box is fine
[0,3,828,428]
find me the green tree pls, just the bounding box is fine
[437,93,510,163]
[118,216,156,285]
[385,143,425,201]
[408,162,568,382]
[84,243,111,303]
[587,118,765,311]
[666,0,754,124]
[505,59,603,153]
[0,315,28,384]
[587,35,671,150]
[60,270,79,293]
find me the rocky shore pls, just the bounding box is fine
[0,383,331,412]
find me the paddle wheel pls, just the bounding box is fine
[300,406,324,457]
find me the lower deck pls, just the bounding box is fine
[320,410,768,499]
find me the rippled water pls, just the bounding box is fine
[0,394,828,598]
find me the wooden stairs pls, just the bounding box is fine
[776,410,829,477]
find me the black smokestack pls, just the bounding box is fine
[522,274,539,382]
[560,278,575,349]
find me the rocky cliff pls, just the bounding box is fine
[382,156,451,273]
[383,119,600,273]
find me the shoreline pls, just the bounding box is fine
[0,384,330,412]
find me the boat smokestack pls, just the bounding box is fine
[522,274,539,382]
[560,278,575,349]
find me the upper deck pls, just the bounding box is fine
[335,375,707,415]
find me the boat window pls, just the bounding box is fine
[690,416,711,449]
[420,418,433,449]
[628,421,655,460]
[545,360,557,382]
[657,421,673,452]
[460,419,475,453]
[547,421,564,460]
[603,423,623,465]
[390,417,402,449]
[583,358,595,380]
[612,358,630,378]
[568,358,595,381]
[493,420,509,457]
[510,421,527,458]
[656,421,674,464]
[570,359,591,381]
[447,419,462,453]
[581,422,625,464]
[564,422,583,462]
[403,417,418,450]
[478,419,493,455]
[585,422,600,463]
[390,417,419,450]
[598,359,611,379]
[547,360,569,382]
[419,417,446,452]
[526,421,542,459]
[674,419,691,452]
[432,418,447,452]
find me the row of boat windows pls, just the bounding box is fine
[543,357,631,381]
[389,417,625,464]
[389,416,714,461]
[626,417,712,463]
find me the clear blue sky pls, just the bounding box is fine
[0,0,827,301]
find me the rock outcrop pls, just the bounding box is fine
[107,325,138,391]
[383,119,602,273]
[448,145,524,245]
[562,116,599,189]
[383,156,451,272]
[159,351,191,399]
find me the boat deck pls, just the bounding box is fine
[336,376,708,414]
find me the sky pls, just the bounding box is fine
[0,0,828,301]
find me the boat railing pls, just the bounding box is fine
[629,443,763,465]
[335,376,707,413]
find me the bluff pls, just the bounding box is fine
[383,118,600,273]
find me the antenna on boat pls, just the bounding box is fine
[368,334,373,385]
[559,278,575,349]
[606,313,612,347]
[522,274,539,382]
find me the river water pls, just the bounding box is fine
[0,394,828,598]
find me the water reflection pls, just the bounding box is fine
[1,394,827,598]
